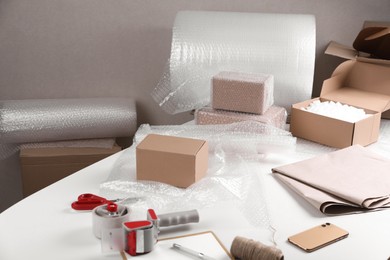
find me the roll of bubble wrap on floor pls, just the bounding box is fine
[152,11,316,114]
[0,98,137,144]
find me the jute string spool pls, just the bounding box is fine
[230,236,284,260]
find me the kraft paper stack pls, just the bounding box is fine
[195,71,287,129]
[272,145,390,215]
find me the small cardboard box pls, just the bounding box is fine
[290,41,390,148]
[20,145,121,197]
[136,134,208,188]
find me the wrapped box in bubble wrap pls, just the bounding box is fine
[195,106,287,129]
[212,71,274,114]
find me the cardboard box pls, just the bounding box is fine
[325,21,390,65]
[326,20,390,119]
[20,145,121,197]
[212,71,274,114]
[136,134,208,188]
[290,40,390,148]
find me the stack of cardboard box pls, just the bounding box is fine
[195,71,287,129]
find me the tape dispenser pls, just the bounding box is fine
[101,208,199,256]
[123,208,199,256]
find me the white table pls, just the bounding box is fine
[1,123,390,260]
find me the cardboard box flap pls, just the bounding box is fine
[321,60,390,112]
[321,87,390,113]
[137,134,205,156]
[363,21,390,28]
[325,41,390,65]
[325,41,360,60]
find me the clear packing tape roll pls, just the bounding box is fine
[152,11,316,114]
[100,121,297,227]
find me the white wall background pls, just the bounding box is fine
[0,0,389,211]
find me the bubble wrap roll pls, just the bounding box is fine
[152,11,316,114]
[195,106,287,129]
[0,98,137,144]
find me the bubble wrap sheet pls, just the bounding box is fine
[100,121,297,228]
[152,11,316,114]
[0,98,137,144]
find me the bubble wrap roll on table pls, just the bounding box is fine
[0,98,137,144]
[152,11,316,114]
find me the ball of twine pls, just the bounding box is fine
[230,236,284,260]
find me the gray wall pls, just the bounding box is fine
[1,0,389,124]
[0,0,389,211]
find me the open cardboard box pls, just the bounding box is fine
[326,21,390,119]
[291,32,390,148]
[325,21,390,65]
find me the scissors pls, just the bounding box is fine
[71,193,119,211]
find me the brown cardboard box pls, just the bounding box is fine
[290,41,390,148]
[326,20,390,118]
[136,134,208,188]
[325,21,390,64]
[20,145,121,197]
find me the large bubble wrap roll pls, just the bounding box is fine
[152,11,316,114]
[0,98,137,144]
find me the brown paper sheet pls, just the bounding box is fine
[272,145,390,215]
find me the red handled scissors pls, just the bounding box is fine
[71,193,118,211]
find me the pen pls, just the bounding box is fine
[172,243,217,260]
